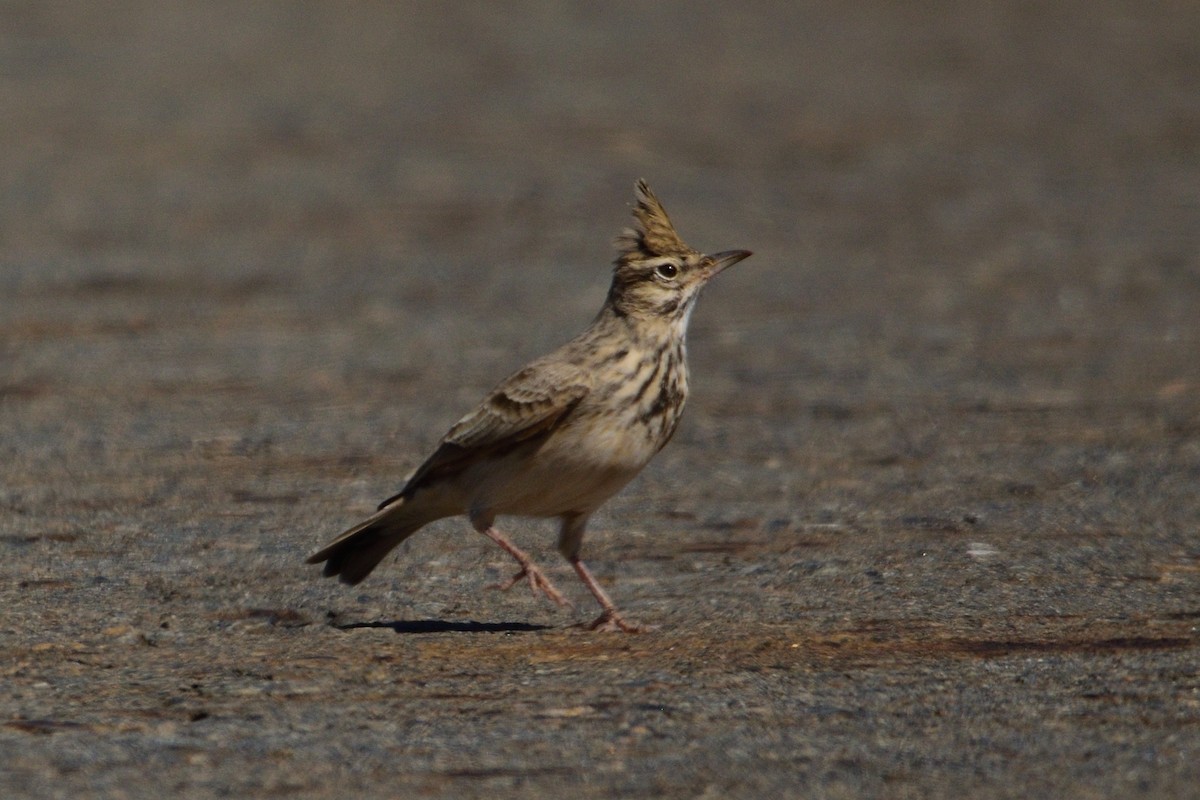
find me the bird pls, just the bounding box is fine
[307,180,751,631]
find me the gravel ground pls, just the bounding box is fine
[2,2,1198,798]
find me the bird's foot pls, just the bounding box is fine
[586,609,648,633]
[492,564,572,608]
[569,556,647,632]
[477,524,573,609]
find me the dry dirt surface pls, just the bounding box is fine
[2,3,1199,798]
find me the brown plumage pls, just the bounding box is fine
[307,180,751,631]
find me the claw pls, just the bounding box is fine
[586,609,647,633]
[491,570,526,593]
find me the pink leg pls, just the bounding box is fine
[477,525,572,608]
[570,557,645,632]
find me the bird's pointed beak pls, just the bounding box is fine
[708,249,753,275]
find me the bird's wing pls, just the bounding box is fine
[377,358,589,509]
[443,361,590,449]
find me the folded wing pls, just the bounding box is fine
[377,358,590,510]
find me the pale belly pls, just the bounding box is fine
[461,411,667,518]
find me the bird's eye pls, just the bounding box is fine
[656,263,678,279]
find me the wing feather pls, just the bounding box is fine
[376,358,589,509]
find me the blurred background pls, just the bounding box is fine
[4,2,1197,395]
[2,2,1198,797]
[4,0,1197,548]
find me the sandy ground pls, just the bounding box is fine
[2,2,1199,798]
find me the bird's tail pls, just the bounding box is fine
[306,498,426,585]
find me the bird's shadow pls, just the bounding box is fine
[334,618,553,634]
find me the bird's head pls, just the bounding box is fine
[608,180,751,323]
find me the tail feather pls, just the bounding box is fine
[306,500,425,585]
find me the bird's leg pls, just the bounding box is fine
[556,514,644,632]
[569,557,645,633]
[476,524,572,608]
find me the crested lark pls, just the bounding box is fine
[307,180,751,631]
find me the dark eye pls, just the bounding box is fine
[656,263,678,279]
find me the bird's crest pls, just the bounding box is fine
[614,179,693,264]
